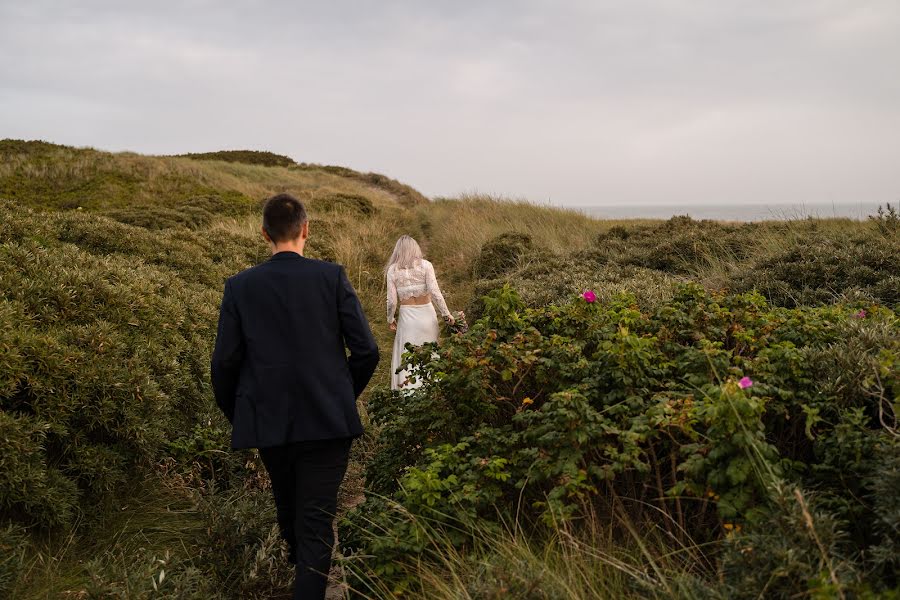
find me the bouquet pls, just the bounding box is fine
[444,310,468,335]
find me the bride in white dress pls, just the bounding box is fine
[386,235,455,390]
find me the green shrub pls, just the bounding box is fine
[721,485,861,599]
[179,150,296,167]
[469,256,680,319]
[590,216,760,275]
[343,284,899,596]
[166,422,245,485]
[730,228,900,308]
[472,232,538,279]
[103,205,213,230]
[0,524,27,597]
[191,488,294,597]
[0,201,250,531]
[866,437,900,584]
[471,217,899,318]
[103,195,257,230]
[0,139,65,156]
[313,192,377,217]
[0,409,78,528]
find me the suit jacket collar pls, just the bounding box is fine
[269,251,304,261]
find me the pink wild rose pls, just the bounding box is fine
[582,290,597,303]
[738,376,753,389]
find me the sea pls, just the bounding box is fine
[571,202,889,222]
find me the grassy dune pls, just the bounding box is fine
[1,140,897,599]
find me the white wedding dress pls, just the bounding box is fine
[386,259,451,390]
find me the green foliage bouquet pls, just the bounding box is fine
[444,310,468,335]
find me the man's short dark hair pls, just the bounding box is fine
[262,193,308,243]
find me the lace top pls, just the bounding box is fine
[386,259,451,323]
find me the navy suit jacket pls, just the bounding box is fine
[211,251,380,449]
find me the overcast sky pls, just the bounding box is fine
[1,1,898,206]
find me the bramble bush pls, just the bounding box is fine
[342,283,899,597]
[469,257,681,320]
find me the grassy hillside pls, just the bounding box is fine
[0,140,897,599]
[0,139,418,214]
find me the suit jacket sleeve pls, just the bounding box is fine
[211,279,245,423]
[337,266,380,397]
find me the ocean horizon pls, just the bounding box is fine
[569,201,889,222]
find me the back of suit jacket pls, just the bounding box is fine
[211,252,380,449]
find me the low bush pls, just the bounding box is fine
[190,487,295,598]
[104,205,215,230]
[0,201,258,531]
[103,195,259,230]
[730,227,900,308]
[0,139,63,156]
[0,524,27,597]
[313,192,377,217]
[591,216,760,275]
[469,256,681,319]
[471,216,899,318]
[179,150,296,168]
[0,199,300,597]
[343,284,899,597]
[472,232,539,279]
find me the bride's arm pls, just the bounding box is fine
[386,267,398,324]
[425,261,452,321]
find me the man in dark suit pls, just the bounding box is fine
[211,193,380,599]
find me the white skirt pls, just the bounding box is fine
[391,303,440,390]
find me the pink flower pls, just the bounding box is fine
[738,376,753,389]
[582,290,597,303]
[855,309,867,319]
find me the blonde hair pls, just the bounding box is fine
[387,235,424,271]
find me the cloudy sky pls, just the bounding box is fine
[1,0,898,206]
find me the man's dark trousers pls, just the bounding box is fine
[259,438,352,599]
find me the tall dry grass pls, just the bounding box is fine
[414,195,608,276]
[398,194,648,309]
[339,500,719,600]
